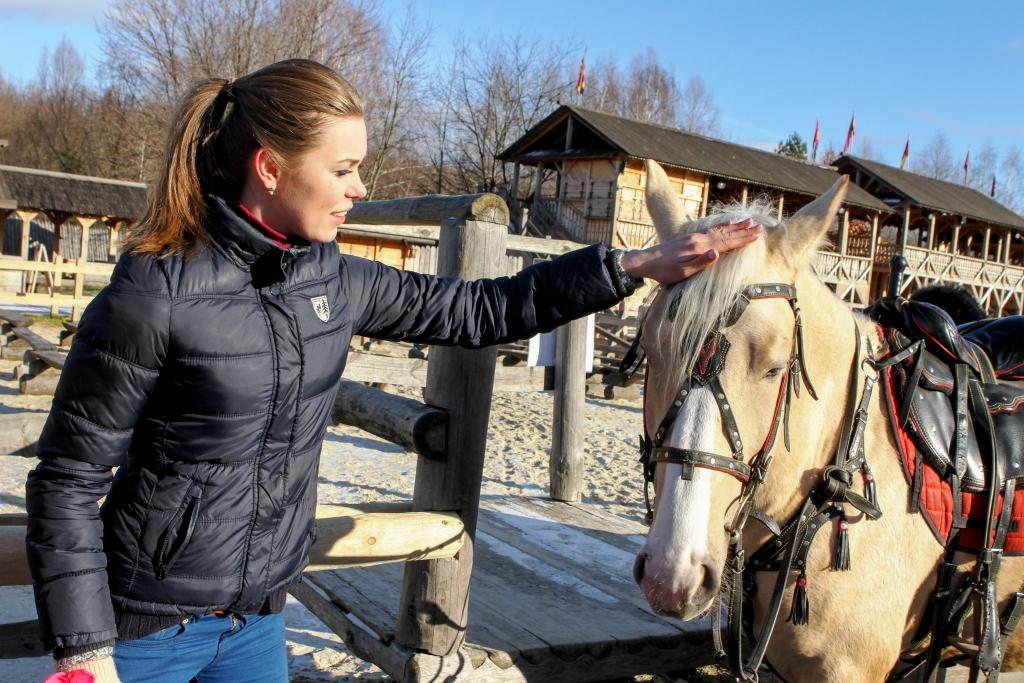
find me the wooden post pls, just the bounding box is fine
[77,216,92,263]
[609,158,623,248]
[741,185,749,208]
[700,178,710,218]
[927,213,937,250]
[838,209,850,255]
[17,210,35,260]
[777,193,785,221]
[396,216,507,656]
[952,220,962,257]
[1009,230,1016,265]
[50,252,62,318]
[532,163,545,209]
[982,226,992,262]
[869,214,879,265]
[899,208,912,253]
[550,316,588,502]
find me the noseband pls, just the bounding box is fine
[636,282,817,529]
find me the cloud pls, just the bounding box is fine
[0,0,112,22]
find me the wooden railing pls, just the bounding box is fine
[0,256,115,319]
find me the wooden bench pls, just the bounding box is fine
[0,308,31,358]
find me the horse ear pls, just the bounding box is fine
[644,159,689,243]
[769,175,850,267]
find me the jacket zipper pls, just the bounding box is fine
[155,484,203,580]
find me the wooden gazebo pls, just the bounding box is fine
[499,105,892,306]
[835,155,1024,315]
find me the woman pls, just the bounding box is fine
[26,59,761,683]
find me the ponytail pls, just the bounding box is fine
[123,60,363,257]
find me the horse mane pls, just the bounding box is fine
[648,198,783,387]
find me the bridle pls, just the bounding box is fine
[634,282,816,530]
[626,280,885,682]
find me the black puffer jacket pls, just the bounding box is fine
[25,196,632,653]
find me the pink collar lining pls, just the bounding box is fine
[237,202,295,249]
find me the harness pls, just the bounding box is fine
[627,281,886,681]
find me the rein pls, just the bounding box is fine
[630,282,888,681]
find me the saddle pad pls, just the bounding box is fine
[883,365,1024,555]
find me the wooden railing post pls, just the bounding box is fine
[550,316,588,502]
[396,214,508,656]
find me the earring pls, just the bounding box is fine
[267,186,276,196]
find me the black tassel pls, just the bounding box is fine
[832,510,851,571]
[862,466,878,510]
[788,572,810,625]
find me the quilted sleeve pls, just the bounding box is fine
[340,243,628,348]
[25,257,171,653]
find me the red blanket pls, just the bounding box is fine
[883,366,1024,555]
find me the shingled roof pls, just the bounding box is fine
[833,155,1024,230]
[500,105,890,213]
[0,165,148,220]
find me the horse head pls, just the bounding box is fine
[634,159,855,619]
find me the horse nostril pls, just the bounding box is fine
[633,552,647,585]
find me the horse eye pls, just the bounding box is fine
[763,367,783,379]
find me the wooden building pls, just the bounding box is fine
[835,155,1024,315]
[499,105,892,306]
[0,165,148,263]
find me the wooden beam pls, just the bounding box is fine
[952,220,962,257]
[741,185,749,208]
[927,213,937,250]
[700,178,710,218]
[777,193,785,221]
[17,210,35,260]
[309,507,464,568]
[550,316,588,502]
[332,379,447,461]
[982,226,992,262]
[346,194,509,227]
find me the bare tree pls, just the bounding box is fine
[997,147,1024,213]
[362,5,430,199]
[31,37,91,173]
[623,49,678,126]
[678,75,720,136]
[856,138,881,162]
[434,34,570,194]
[912,132,957,182]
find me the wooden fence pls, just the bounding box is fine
[0,255,114,319]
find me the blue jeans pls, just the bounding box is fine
[113,612,288,683]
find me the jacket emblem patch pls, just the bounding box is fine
[311,296,330,322]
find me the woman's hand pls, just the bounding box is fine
[619,218,764,284]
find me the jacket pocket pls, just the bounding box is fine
[154,483,203,580]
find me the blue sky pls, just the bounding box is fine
[2,1,1022,167]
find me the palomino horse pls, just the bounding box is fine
[631,160,1024,682]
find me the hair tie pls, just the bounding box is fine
[222,78,237,103]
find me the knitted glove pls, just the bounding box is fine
[46,656,122,683]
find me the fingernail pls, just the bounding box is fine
[705,249,718,260]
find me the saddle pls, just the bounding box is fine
[868,299,1024,553]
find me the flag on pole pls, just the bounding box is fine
[963,149,970,184]
[575,53,587,95]
[991,175,997,197]
[843,113,856,154]
[900,138,910,170]
[812,119,820,163]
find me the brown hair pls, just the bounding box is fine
[124,59,363,256]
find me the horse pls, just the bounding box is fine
[630,159,1024,682]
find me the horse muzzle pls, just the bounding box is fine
[633,549,720,620]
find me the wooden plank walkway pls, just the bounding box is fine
[294,494,713,682]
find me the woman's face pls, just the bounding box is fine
[268,115,368,243]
